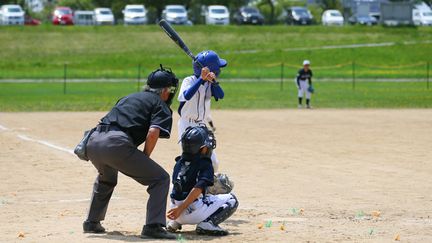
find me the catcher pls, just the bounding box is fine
[166,126,238,236]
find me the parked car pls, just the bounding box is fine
[52,6,74,25]
[24,15,41,25]
[94,8,114,25]
[413,10,432,26]
[0,4,25,25]
[233,6,264,25]
[282,7,313,25]
[123,5,147,25]
[162,5,191,25]
[203,5,229,25]
[74,11,95,25]
[322,10,344,26]
[348,14,378,25]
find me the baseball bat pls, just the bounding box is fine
[158,19,196,61]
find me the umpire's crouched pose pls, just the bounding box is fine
[83,65,178,239]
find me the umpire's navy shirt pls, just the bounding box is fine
[170,155,214,201]
[100,91,172,147]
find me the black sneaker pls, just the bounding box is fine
[196,221,228,236]
[83,220,106,233]
[141,224,176,240]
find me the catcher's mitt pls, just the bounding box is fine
[307,86,315,93]
[207,173,234,195]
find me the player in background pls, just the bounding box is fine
[177,50,226,172]
[296,60,313,109]
[166,126,238,236]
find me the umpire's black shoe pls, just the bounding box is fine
[141,224,176,240]
[83,220,106,233]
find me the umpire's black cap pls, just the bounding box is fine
[147,64,179,89]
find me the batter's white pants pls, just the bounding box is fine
[178,118,219,172]
[170,193,234,225]
[298,80,311,99]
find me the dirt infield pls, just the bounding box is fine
[1,110,431,242]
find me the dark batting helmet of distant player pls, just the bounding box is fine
[146,64,179,105]
[181,125,216,158]
[193,50,227,78]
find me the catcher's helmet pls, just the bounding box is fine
[193,50,227,77]
[147,64,179,89]
[181,126,216,156]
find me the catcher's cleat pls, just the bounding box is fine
[196,221,228,236]
[297,104,303,109]
[166,220,182,233]
[306,105,312,109]
[83,220,106,233]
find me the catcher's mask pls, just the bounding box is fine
[146,64,179,106]
[181,125,216,159]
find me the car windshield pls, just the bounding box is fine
[294,9,309,17]
[423,12,432,16]
[243,8,258,14]
[99,10,111,15]
[127,8,144,13]
[330,12,341,17]
[167,8,185,13]
[211,8,226,14]
[7,7,22,13]
[56,9,71,15]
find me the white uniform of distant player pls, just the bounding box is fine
[178,75,220,172]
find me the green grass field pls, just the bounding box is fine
[0,25,431,111]
[0,81,430,111]
[0,25,431,79]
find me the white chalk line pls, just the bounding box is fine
[27,196,121,204]
[17,134,74,155]
[1,123,75,155]
[0,124,9,131]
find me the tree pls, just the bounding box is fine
[258,0,276,24]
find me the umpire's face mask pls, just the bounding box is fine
[165,85,178,106]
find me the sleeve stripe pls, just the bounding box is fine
[150,125,171,136]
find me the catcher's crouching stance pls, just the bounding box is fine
[166,126,238,236]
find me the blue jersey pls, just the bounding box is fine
[170,155,214,201]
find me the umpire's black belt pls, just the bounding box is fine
[96,124,124,133]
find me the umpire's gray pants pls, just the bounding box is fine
[85,128,170,226]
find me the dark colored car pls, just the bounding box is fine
[348,14,378,25]
[283,7,313,25]
[233,6,264,25]
[52,7,74,25]
[25,15,41,25]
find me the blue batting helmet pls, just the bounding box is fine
[193,50,227,77]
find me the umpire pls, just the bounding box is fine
[83,65,178,239]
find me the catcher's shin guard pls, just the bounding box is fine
[205,193,238,225]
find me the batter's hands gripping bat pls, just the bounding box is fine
[158,19,196,61]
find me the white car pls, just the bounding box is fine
[123,5,147,25]
[322,10,344,26]
[162,5,191,25]
[94,8,114,25]
[0,4,24,25]
[413,10,432,26]
[205,5,230,25]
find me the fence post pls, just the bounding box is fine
[352,61,356,90]
[137,63,142,92]
[63,63,67,95]
[280,62,284,91]
[427,61,430,90]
